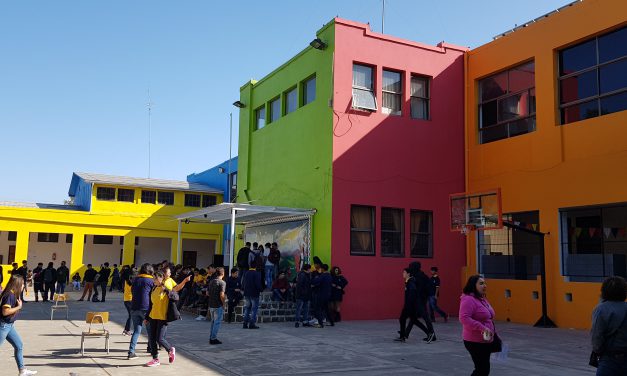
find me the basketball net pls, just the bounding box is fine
[460,224,476,236]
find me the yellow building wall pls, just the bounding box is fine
[465,0,627,329]
[0,183,223,287]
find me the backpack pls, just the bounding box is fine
[43,268,54,282]
[237,247,250,268]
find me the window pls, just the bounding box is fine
[141,190,156,204]
[350,205,375,255]
[229,173,237,202]
[269,97,281,123]
[381,70,402,115]
[478,61,536,144]
[284,87,297,115]
[559,26,627,125]
[560,204,627,281]
[352,64,377,111]
[184,193,201,207]
[37,233,59,243]
[478,211,541,280]
[410,210,433,257]
[157,191,174,205]
[303,76,316,105]
[202,195,217,207]
[8,231,16,241]
[66,234,73,243]
[117,188,135,202]
[411,75,430,120]
[381,207,404,256]
[93,235,114,245]
[255,106,266,130]
[96,187,116,201]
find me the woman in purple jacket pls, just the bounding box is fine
[459,275,496,376]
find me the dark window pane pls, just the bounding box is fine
[353,64,373,89]
[480,71,507,101]
[599,27,627,63]
[184,194,201,207]
[303,76,316,105]
[561,100,599,124]
[382,70,402,93]
[480,123,508,144]
[285,88,297,114]
[498,92,532,122]
[560,69,598,104]
[66,234,73,243]
[270,98,281,122]
[508,61,535,93]
[350,205,375,256]
[410,210,432,258]
[529,88,536,114]
[381,208,404,256]
[509,117,536,137]
[141,190,156,204]
[38,233,59,242]
[479,100,498,127]
[255,107,266,130]
[560,39,597,75]
[93,235,113,245]
[157,192,174,205]
[599,58,627,94]
[96,187,115,201]
[411,97,428,120]
[202,195,217,208]
[117,188,135,202]
[601,91,627,116]
[8,231,16,241]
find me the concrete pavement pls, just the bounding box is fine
[0,290,594,375]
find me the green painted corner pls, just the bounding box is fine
[237,22,336,263]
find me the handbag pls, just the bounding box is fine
[588,351,600,368]
[489,332,503,353]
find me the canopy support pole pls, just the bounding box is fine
[176,220,182,264]
[229,207,236,270]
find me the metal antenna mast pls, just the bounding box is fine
[382,0,385,33]
[147,90,153,178]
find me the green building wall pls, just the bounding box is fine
[237,21,335,262]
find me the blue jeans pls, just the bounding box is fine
[128,309,147,355]
[0,322,24,370]
[428,295,447,320]
[295,299,310,322]
[55,282,66,294]
[209,307,224,340]
[597,354,627,376]
[243,296,260,325]
[265,265,274,288]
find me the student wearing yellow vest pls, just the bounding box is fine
[162,265,190,293]
[144,270,182,367]
[122,271,134,336]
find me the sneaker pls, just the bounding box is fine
[243,323,249,329]
[394,337,406,342]
[424,332,436,343]
[145,358,160,367]
[19,369,38,376]
[127,353,138,360]
[168,347,175,364]
[302,322,312,327]
[122,330,131,336]
[209,339,222,345]
[249,324,260,329]
[295,322,300,328]
[195,315,207,321]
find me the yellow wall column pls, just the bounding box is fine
[14,230,30,265]
[69,232,85,275]
[122,234,135,266]
[170,237,180,264]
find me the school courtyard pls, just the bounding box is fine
[0,290,593,376]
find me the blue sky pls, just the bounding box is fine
[0,0,570,203]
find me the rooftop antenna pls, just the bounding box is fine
[382,0,385,33]
[147,89,153,178]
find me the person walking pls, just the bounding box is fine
[145,270,176,367]
[329,266,348,322]
[97,263,111,302]
[0,275,38,375]
[590,276,627,375]
[42,262,57,302]
[31,263,44,302]
[127,263,154,360]
[242,258,262,329]
[78,264,97,301]
[225,268,242,323]
[55,261,70,295]
[312,264,334,327]
[110,264,121,292]
[408,261,435,342]
[428,266,449,323]
[294,264,312,328]
[396,267,431,343]
[459,275,498,376]
[207,267,226,344]
[16,261,28,303]
[122,271,134,336]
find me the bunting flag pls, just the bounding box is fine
[531,224,538,231]
[604,228,612,239]
[575,228,583,238]
[589,228,597,237]
[514,221,521,227]
[611,228,619,238]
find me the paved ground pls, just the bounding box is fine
[0,290,594,376]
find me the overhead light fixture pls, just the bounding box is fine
[233,101,246,108]
[184,219,190,224]
[309,38,327,50]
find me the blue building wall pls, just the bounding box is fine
[187,157,238,203]
[68,174,92,211]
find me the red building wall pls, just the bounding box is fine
[330,19,467,320]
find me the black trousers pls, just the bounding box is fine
[315,298,333,326]
[464,340,492,376]
[227,295,241,321]
[399,308,429,338]
[44,282,55,301]
[34,283,44,301]
[148,318,171,359]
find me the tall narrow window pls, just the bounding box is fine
[96,187,116,201]
[381,207,404,257]
[352,64,377,111]
[559,26,627,124]
[478,61,536,144]
[382,70,402,115]
[303,76,316,105]
[410,210,433,257]
[269,97,281,123]
[350,205,375,256]
[411,75,430,120]
[285,88,297,115]
[255,106,266,130]
[117,188,135,202]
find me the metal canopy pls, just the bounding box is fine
[174,203,316,269]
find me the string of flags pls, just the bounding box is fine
[568,227,627,239]
[510,221,539,231]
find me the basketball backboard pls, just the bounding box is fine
[450,189,502,233]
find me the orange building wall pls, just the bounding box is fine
[465,0,627,329]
